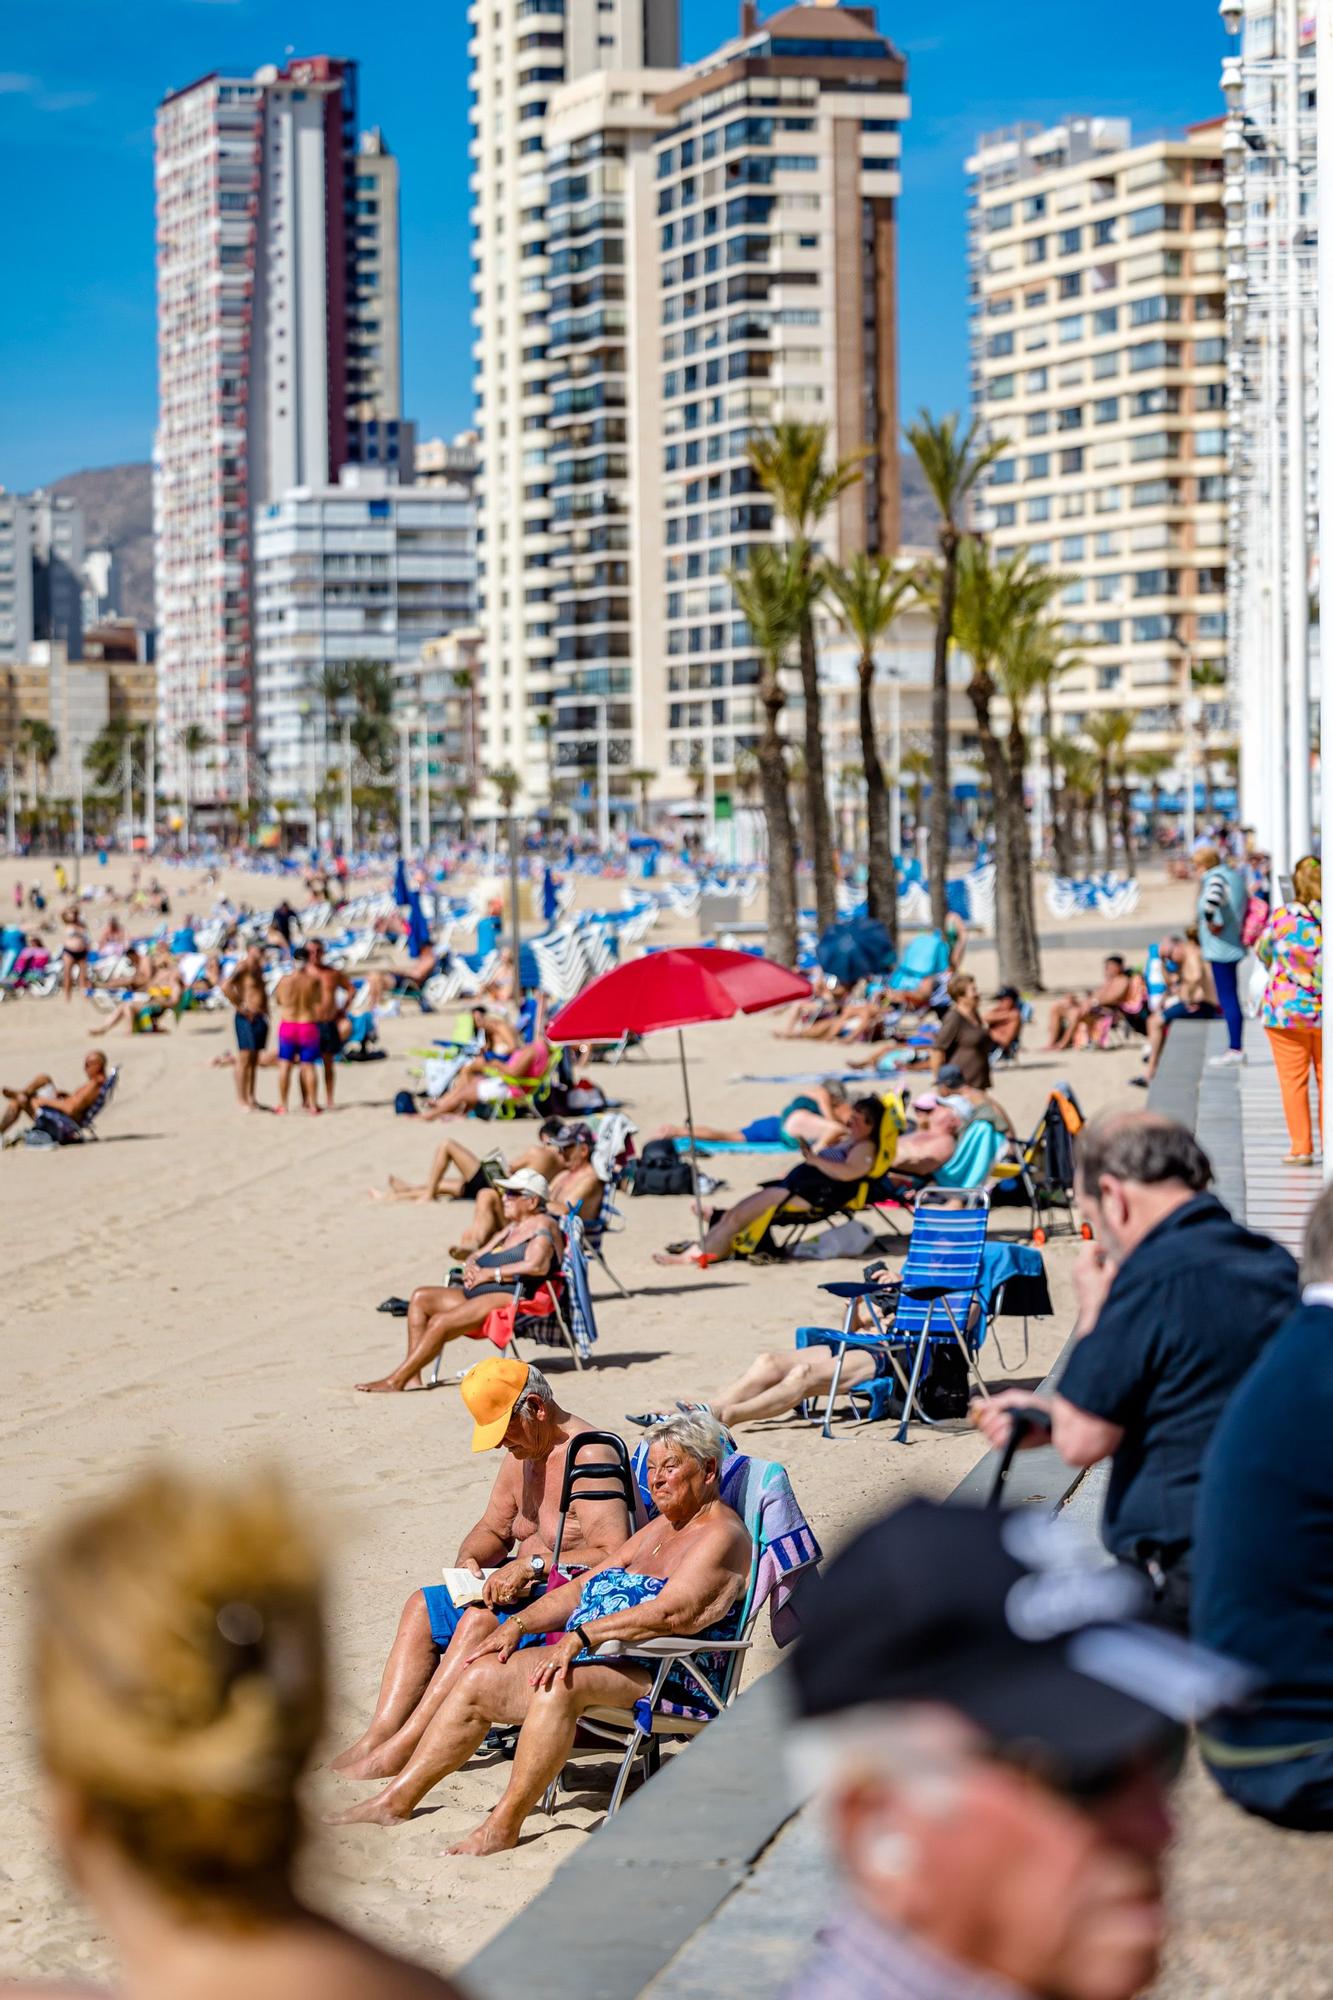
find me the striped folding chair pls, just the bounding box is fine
[800,1189,993,1442]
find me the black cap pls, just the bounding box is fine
[554,1121,595,1150]
[792,1501,1251,1784]
[935,1062,966,1089]
[993,985,1021,1004]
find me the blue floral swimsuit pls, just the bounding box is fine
[566,1567,743,1711]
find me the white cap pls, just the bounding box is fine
[495,1167,550,1202]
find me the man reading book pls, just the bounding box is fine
[332,1359,636,1780]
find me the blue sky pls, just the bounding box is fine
[0,1,1225,492]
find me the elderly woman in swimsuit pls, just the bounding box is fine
[355,1170,564,1393]
[328,1411,751,1853]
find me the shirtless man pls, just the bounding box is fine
[222,945,270,1111]
[306,937,355,1111]
[1,1050,109,1139]
[449,1121,604,1257]
[356,1173,562,1391]
[1134,928,1219,1088]
[274,947,324,1115]
[331,1358,634,1783]
[1044,955,1146,1052]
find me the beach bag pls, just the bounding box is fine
[630,1138,695,1197]
[1241,895,1269,949]
[394,1089,418,1116]
[791,1218,877,1261]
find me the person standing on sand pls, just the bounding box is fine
[274,949,324,1116]
[223,944,270,1112]
[306,937,355,1112]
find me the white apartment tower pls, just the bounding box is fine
[467,0,680,805]
[154,56,405,809]
[968,117,1229,762]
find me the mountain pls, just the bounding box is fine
[41,448,940,635]
[49,461,155,631]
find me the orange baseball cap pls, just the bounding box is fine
[461,1356,531,1452]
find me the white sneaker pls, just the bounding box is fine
[1207,1049,1246,1067]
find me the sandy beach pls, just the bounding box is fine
[0,854,1162,1982]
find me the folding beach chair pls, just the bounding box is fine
[17,1067,120,1149]
[990,1085,1087,1244]
[795,1189,993,1441]
[579,1166,632,1298]
[726,1090,908,1262]
[545,1449,819,1820]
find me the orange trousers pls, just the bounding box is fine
[1265,1024,1324,1158]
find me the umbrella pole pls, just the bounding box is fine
[678,1028,707,1251]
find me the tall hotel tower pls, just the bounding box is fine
[466,0,680,801]
[153,56,404,805]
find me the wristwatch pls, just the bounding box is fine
[528,1555,546,1575]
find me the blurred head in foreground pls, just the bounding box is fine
[788,1500,1249,2000]
[33,1467,324,1925]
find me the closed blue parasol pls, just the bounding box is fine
[405,890,432,959]
[816,916,895,988]
[393,856,410,908]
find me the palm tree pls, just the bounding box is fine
[823,553,917,946]
[270,797,295,856]
[899,740,932,853]
[19,716,58,815]
[626,767,657,833]
[730,544,809,967]
[1083,711,1133,868]
[905,411,1008,927]
[177,723,212,852]
[85,721,133,797]
[1050,739,1099,865]
[1131,750,1174,855]
[748,420,864,934]
[949,541,1066,987]
[536,709,559,811]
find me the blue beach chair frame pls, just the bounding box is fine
[798,1188,993,1442]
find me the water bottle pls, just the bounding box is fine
[1145,942,1167,1014]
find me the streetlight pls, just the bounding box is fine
[396,711,414,857]
[1317,0,1333,1177]
[335,694,356,856]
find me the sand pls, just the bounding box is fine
[0,853,1169,1982]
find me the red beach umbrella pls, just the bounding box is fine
[550,949,812,1248]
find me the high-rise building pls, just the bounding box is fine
[544,69,677,798]
[153,55,404,810]
[348,127,403,433]
[652,4,909,786]
[0,495,36,658]
[0,491,86,660]
[968,117,1228,760]
[467,0,680,804]
[251,467,476,811]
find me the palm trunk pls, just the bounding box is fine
[1099,764,1115,867]
[759,682,798,966]
[798,611,836,932]
[1118,777,1136,878]
[1200,734,1214,816]
[966,671,1027,989]
[1006,722,1043,989]
[928,534,958,929]
[859,659,897,951]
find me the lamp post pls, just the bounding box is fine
[396,714,413,858]
[418,722,431,857]
[335,694,356,856]
[1286,0,1312,855]
[144,722,155,855]
[1317,0,1333,1178]
[4,749,15,855]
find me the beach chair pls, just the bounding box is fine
[796,1189,993,1441]
[20,1067,120,1149]
[581,1168,631,1298]
[869,1115,1009,1232]
[545,1449,819,1819]
[724,1091,908,1262]
[990,1086,1087,1244]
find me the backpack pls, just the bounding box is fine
[394,1089,418,1116]
[1241,894,1269,949]
[630,1137,696,1197]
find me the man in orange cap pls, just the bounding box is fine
[331,1359,634,1784]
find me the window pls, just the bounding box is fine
[1132,614,1174,642]
[1027,410,1051,436]
[1128,341,1181,373]
[1061,536,1086,559]
[993,502,1017,527]
[1094,395,1120,424]
[1060,447,1085,474]
[1027,496,1052,523]
[1027,541,1052,563]
[1058,271,1083,298]
[1097,665,1122,689]
[1058,226,1082,255]
[1197,473,1226,502]
[1025,453,1051,478]
[1025,367,1049,392]
[1128,203,1182,237]
[1024,288,1048,309]
[987,330,1015,358]
[1024,236,1048,265]
[1058,314,1084,343]
[1195,336,1225,364]
[1098,621,1123,643]
[1095,572,1121,601]
[1023,194,1047,221]
[988,202,1014,230]
[1092,306,1119,336]
[991,458,1017,485]
[1195,427,1227,456]
[1129,294,1182,326]
[1093,216,1117,245]
[1057,405,1083,431]
[1095,531,1120,557]
[990,373,1016,400]
[1062,580,1086,605]
[1093,349,1120,379]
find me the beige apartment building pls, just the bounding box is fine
[968,117,1229,761]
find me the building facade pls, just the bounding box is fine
[968,117,1229,761]
[467,0,680,806]
[153,55,404,810]
[651,3,909,787]
[0,491,87,661]
[0,496,36,659]
[251,467,476,806]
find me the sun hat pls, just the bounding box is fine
[461,1356,533,1452]
[553,1121,596,1150]
[494,1167,550,1201]
[935,1093,976,1126]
